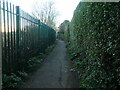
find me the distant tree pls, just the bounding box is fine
[58,20,70,40]
[32,1,59,29]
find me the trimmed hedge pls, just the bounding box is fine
[63,2,120,88]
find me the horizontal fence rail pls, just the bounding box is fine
[0,0,56,74]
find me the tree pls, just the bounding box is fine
[57,20,70,40]
[32,0,59,29]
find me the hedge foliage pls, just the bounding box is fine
[62,2,120,88]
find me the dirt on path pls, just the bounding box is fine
[22,40,78,88]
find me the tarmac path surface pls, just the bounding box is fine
[22,40,78,88]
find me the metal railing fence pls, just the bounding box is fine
[0,0,56,74]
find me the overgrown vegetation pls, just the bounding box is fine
[2,44,55,89]
[62,2,120,88]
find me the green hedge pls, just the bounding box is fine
[64,2,120,88]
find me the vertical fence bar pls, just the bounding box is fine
[0,0,2,89]
[16,6,20,69]
[3,1,7,74]
[23,18,26,55]
[7,1,11,73]
[13,4,16,71]
[10,3,13,72]
[38,20,40,50]
[21,12,24,64]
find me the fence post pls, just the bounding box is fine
[38,20,40,50]
[16,6,20,66]
[0,1,2,89]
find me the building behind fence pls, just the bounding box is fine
[0,0,56,75]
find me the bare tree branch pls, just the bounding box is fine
[32,1,59,29]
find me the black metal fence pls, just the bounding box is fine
[0,0,56,74]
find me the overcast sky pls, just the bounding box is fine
[10,0,80,27]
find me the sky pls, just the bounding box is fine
[9,0,80,27]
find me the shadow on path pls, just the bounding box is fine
[22,40,78,88]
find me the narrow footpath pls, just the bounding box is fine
[22,40,78,88]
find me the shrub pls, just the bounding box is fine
[3,73,22,88]
[63,2,120,88]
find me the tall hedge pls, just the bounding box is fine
[65,2,120,88]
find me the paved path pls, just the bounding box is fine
[22,40,78,88]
